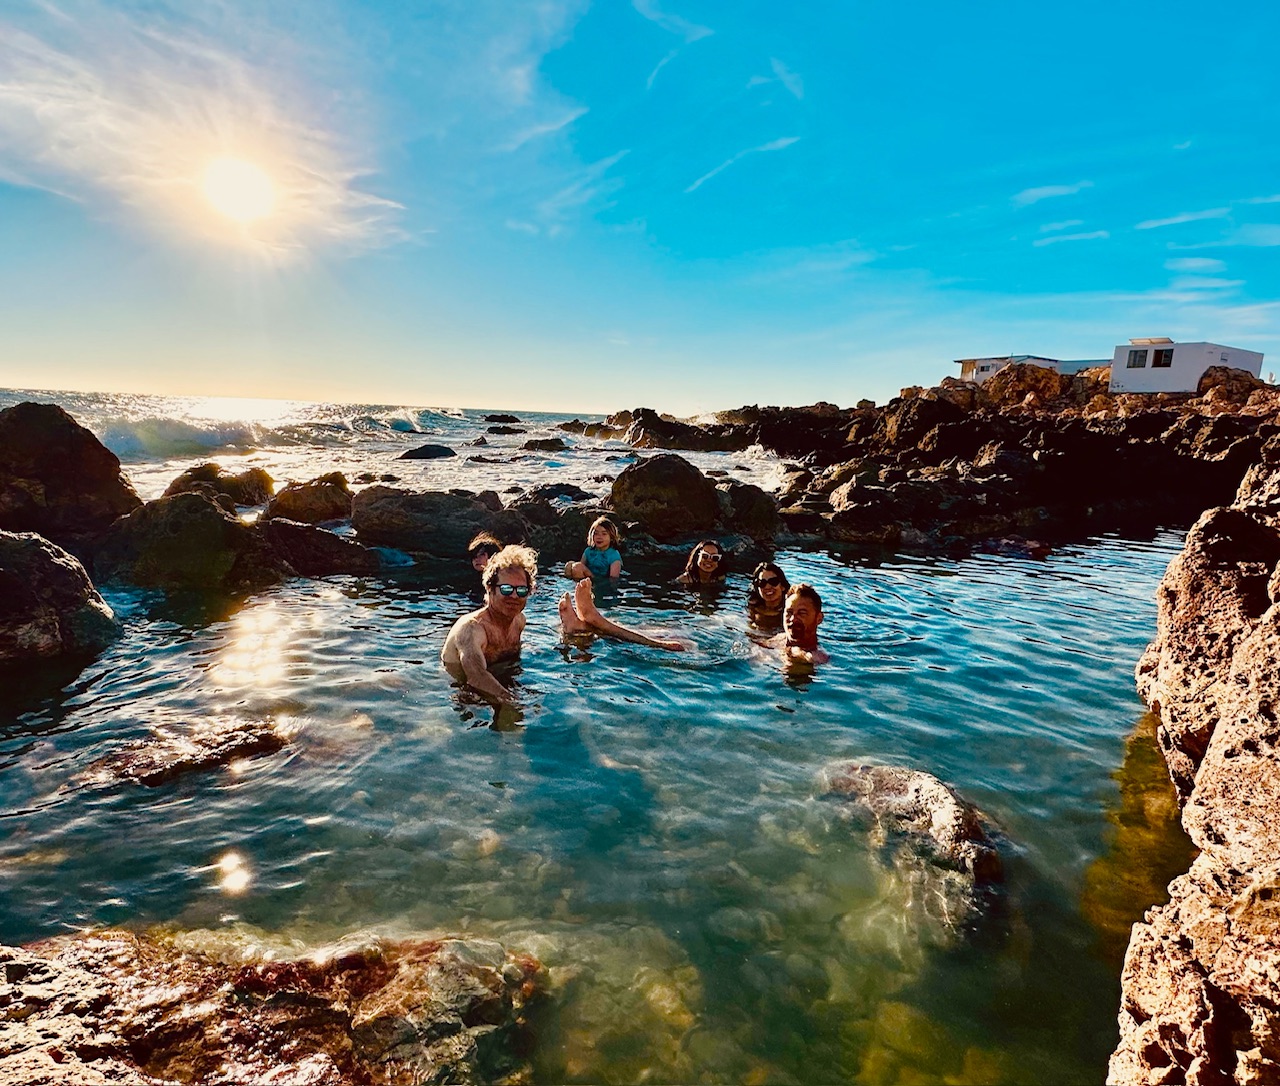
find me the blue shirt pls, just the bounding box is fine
[582,546,621,577]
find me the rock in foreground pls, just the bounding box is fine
[0,530,120,662]
[0,929,544,1085]
[1112,441,1280,1085]
[82,717,288,787]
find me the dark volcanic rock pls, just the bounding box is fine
[0,401,142,549]
[351,486,529,556]
[83,718,287,787]
[522,437,568,452]
[0,530,119,662]
[610,454,720,541]
[398,443,457,460]
[484,413,522,423]
[260,518,381,576]
[718,481,779,541]
[486,425,526,435]
[526,482,594,503]
[163,463,274,506]
[262,472,353,524]
[0,929,544,1085]
[96,492,291,591]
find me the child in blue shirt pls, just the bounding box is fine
[565,516,623,580]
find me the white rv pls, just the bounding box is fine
[1108,338,1264,394]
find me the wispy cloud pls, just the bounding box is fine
[0,3,400,257]
[1135,207,1230,230]
[685,136,799,194]
[1169,276,1244,291]
[529,149,629,235]
[1012,180,1093,207]
[1032,230,1109,247]
[500,106,589,151]
[1039,219,1083,233]
[1165,257,1226,273]
[634,0,712,89]
[1245,194,1280,205]
[1174,140,1192,151]
[739,239,875,286]
[1235,224,1280,247]
[770,58,803,99]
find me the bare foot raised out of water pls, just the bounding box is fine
[558,592,593,636]
[568,579,686,651]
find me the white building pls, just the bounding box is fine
[1107,338,1265,394]
[954,354,1108,385]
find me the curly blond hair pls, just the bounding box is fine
[482,544,539,592]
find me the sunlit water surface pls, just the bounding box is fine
[0,389,1192,1083]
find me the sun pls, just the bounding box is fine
[200,156,277,224]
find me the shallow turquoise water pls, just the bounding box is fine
[1,532,1186,1083]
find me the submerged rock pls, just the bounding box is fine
[82,717,288,787]
[163,462,274,506]
[0,928,544,1085]
[263,471,353,524]
[0,530,119,662]
[0,401,142,551]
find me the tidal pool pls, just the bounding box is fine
[0,533,1193,1084]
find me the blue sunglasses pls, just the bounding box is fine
[496,584,531,598]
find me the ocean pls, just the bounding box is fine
[0,387,1191,1083]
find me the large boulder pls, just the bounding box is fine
[982,362,1071,408]
[351,486,529,556]
[0,401,141,549]
[610,454,720,541]
[1113,461,1280,1085]
[259,518,381,576]
[163,463,273,506]
[0,929,543,1086]
[1196,365,1268,401]
[262,472,353,523]
[398,443,457,460]
[0,530,119,662]
[95,492,290,591]
[717,481,779,541]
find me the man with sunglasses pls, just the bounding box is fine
[442,544,538,705]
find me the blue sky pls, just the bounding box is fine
[1,0,1277,414]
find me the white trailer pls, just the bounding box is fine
[1108,338,1264,394]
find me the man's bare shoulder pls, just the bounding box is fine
[442,607,489,659]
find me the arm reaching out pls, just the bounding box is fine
[456,625,517,704]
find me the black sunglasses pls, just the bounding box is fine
[495,584,530,598]
[757,574,782,586]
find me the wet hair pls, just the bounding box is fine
[681,539,727,584]
[746,561,791,609]
[587,516,621,550]
[785,583,823,613]
[482,544,539,593]
[467,531,503,562]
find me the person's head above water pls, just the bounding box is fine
[682,540,727,584]
[783,583,823,650]
[482,544,538,603]
[468,531,503,573]
[587,516,621,551]
[748,561,790,612]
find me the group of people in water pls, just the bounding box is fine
[442,516,828,707]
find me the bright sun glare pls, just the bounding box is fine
[200,156,276,224]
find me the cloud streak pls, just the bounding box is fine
[1032,230,1109,247]
[635,0,712,89]
[0,2,401,257]
[685,136,799,194]
[1012,180,1093,207]
[1135,207,1230,230]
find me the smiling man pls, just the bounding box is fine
[441,544,538,705]
[779,583,829,665]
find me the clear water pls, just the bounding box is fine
[0,388,1191,1084]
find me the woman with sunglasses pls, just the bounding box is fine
[676,540,728,587]
[746,561,791,629]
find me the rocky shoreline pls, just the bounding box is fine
[4,368,1280,1083]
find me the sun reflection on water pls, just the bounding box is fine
[211,603,292,689]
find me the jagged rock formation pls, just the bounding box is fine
[263,472,354,524]
[0,929,544,1085]
[163,462,274,506]
[1110,436,1280,1085]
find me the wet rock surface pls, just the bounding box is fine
[82,717,288,787]
[610,453,721,541]
[397,443,457,460]
[263,472,354,524]
[1112,454,1280,1085]
[260,518,381,577]
[0,530,120,662]
[0,401,142,552]
[163,462,274,506]
[351,486,530,557]
[95,492,292,591]
[0,929,544,1085]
